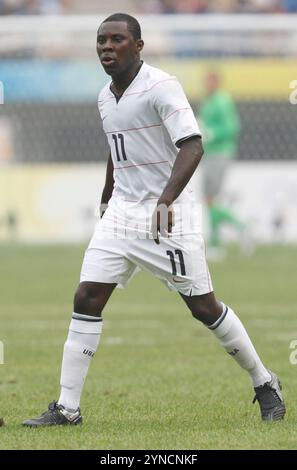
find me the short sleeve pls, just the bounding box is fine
[153,78,201,147]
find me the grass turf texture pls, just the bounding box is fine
[0,244,297,450]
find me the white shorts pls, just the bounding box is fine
[80,207,213,297]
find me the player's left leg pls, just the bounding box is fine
[180,292,286,421]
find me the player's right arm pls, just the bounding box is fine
[100,152,114,217]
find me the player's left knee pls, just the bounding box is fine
[191,306,213,323]
[190,302,221,326]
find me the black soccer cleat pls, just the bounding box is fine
[22,401,83,427]
[253,371,286,421]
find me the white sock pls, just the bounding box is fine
[58,312,103,411]
[208,304,271,387]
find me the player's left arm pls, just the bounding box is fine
[158,135,203,207]
[152,136,203,244]
[151,78,203,243]
[153,78,203,206]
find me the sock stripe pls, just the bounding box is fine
[208,306,229,330]
[72,313,102,322]
[69,329,100,335]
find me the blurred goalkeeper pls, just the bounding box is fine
[199,71,245,254]
[23,13,285,427]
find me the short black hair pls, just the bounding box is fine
[101,13,141,40]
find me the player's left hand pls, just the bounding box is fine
[151,202,175,245]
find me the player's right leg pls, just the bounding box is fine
[23,232,136,427]
[22,281,116,427]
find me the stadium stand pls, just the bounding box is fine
[1,0,297,15]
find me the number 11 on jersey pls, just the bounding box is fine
[112,133,127,161]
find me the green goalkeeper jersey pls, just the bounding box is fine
[199,90,240,157]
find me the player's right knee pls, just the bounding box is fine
[74,287,88,310]
[73,286,102,316]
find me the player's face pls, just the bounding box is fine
[97,21,143,76]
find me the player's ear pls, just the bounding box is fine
[136,39,144,53]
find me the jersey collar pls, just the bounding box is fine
[109,61,145,103]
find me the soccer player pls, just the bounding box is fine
[199,71,245,255]
[23,13,285,426]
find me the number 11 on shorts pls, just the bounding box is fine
[166,249,186,276]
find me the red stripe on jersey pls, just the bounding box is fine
[163,107,191,121]
[106,123,161,134]
[98,96,114,104]
[98,78,176,104]
[124,78,176,97]
[124,197,159,202]
[114,160,169,170]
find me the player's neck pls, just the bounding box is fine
[111,60,143,97]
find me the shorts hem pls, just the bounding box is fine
[165,281,213,297]
[80,274,128,288]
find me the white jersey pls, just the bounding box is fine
[98,62,201,207]
[81,63,211,295]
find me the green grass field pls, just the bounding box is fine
[1,244,297,450]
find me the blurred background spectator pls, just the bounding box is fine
[0,0,38,14]
[0,0,70,14]
[198,70,244,255]
[1,0,297,14]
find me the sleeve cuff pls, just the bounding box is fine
[175,133,202,148]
